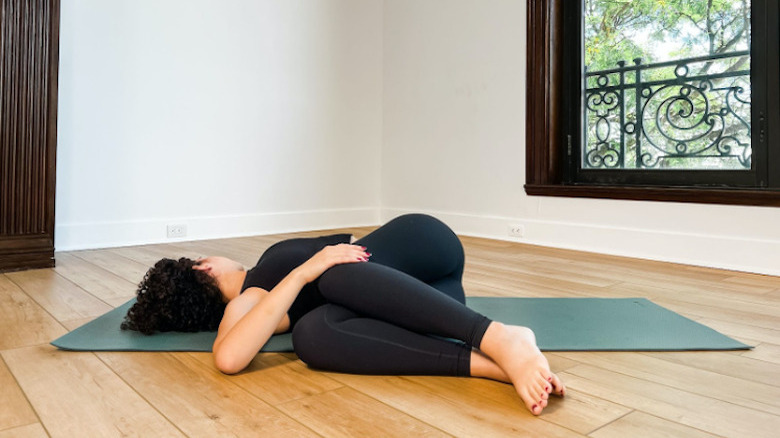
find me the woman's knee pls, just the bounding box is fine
[392,214,464,263]
[383,214,459,242]
[356,215,464,283]
[292,305,353,369]
[291,306,328,366]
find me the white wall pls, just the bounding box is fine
[56,0,382,250]
[56,0,780,276]
[381,0,780,276]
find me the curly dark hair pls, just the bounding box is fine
[121,257,227,334]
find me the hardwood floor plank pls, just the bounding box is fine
[397,374,629,436]
[606,280,780,308]
[742,342,780,365]
[653,297,780,331]
[2,346,183,438]
[464,270,594,298]
[694,317,777,345]
[539,388,631,435]
[70,250,149,285]
[98,351,316,437]
[107,244,198,267]
[188,352,343,405]
[326,373,583,437]
[0,275,66,350]
[0,358,38,432]
[721,273,780,292]
[588,411,719,438]
[4,270,111,323]
[564,256,774,296]
[0,423,48,438]
[167,241,256,267]
[278,386,451,437]
[53,253,137,307]
[546,353,584,372]
[561,364,780,437]
[558,351,780,415]
[462,278,535,297]
[466,259,618,290]
[59,316,100,332]
[645,350,780,389]
[664,287,780,315]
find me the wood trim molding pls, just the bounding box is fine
[0,235,55,272]
[525,0,562,186]
[525,184,780,206]
[0,0,60,272]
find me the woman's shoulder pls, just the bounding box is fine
[221,287,291,335]
[226,287,266,313]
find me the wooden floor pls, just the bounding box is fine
[1,227,779,437]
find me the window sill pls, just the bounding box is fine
[524,184,780,207]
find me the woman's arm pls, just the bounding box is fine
[212,243,369,374]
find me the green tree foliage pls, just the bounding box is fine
[585,0,750,73]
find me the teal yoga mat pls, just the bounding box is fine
[51,297,750,352]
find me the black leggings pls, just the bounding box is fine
[291,214,493,377]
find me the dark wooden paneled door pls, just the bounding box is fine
[0,0,59,271]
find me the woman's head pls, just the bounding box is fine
[121,257,227,334]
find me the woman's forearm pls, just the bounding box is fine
[213,244,369,374]
[213,269,307,373]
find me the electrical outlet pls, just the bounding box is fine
[507,223,524,238]
[167,224,187,238]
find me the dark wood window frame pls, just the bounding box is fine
[524,0,780,207]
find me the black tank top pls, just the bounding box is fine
[240,234,352,330]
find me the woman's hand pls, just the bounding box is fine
[296,244,370,283]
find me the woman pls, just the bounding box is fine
[122,214,564,415]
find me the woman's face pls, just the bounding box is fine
[193,256,244,278]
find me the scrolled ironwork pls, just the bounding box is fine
[583,51,751,170]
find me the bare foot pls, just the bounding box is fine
[470,349,511,383]
[480,322,564,415]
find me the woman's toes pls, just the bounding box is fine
[520,388,541,414]
[550,373,565,396]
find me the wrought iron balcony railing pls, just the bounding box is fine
[583,50,751,170]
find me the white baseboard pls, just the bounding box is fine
[56,206,778,276]
[381,208,780,276]
[55,208,381,251]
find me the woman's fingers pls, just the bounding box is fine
[299,244,368,283]
[315,244,370,266]
[331,244,371,263]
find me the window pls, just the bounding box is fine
[525,0,780,205]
